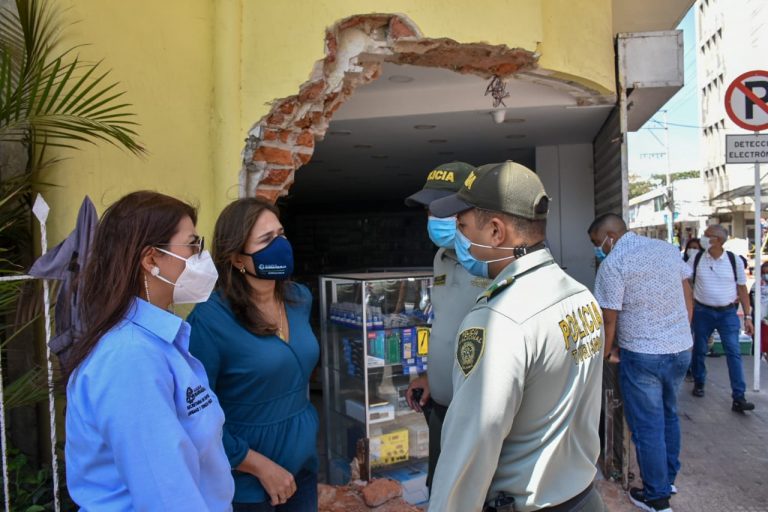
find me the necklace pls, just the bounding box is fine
[276,301,286,341]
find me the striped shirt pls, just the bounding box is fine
[688,250,746,306]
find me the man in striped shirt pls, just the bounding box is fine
[688,224,755,413]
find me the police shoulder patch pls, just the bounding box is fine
[433,274,447,286]
[457,327,485,376]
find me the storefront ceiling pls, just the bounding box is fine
[289,64,613,205]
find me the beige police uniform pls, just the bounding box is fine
[428,248,604,512]
[429,247,490,406]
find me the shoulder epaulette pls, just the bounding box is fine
[477,277,515,303]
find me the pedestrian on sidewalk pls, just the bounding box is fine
[402,161,491,493]
[750,261,768,362]
[589,213,692,512]
[428,162,605,512]
[688,224,756,413]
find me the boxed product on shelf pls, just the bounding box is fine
[345,398,395,424]
[401,327,415,359]
[408,422,429,458]
[376,461,429,504]
[370,428,409,467]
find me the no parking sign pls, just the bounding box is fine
[725,70,768,131]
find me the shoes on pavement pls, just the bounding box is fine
[732,397,755,413]
[706,349,721,358]
[670,484,677,495]
[692,385,704,397]
[628,487,672,512]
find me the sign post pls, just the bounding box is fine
[725,70,768,392]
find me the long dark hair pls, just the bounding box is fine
[212,197,290,336]
[65,191,197,381]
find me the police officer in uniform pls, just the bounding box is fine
[427,162,606,512]
[403,161,490,491]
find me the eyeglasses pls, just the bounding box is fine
[157,235,204,254]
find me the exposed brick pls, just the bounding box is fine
[261,129,277,142]
[267,112,285,126]
[279,99,297,115]
[294,150,312,166]
[296,130,314,147]
[299,80,326,103]
[279,129,292,144]
[260,168,293,186]
[490,62,521,76]
[389,17,417,40]
[361,479,402,507]
[252,146,293,166]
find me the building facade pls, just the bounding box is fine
[697,0,768,240]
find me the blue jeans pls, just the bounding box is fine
[619,348,691,502]
[691,304,746,399]
[233,470,317,512]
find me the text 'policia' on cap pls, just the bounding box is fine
[429,161,550,219]
[404,161,475,208]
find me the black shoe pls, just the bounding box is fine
[692,385,704,397]
[706,350,721,358]
[732,397,755,413]
[628,487,672,512]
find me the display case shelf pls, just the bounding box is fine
[319,271,432,502]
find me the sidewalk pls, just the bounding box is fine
[599,356,768,511]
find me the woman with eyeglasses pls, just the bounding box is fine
[64,191,234,511]
[188,198,319,512]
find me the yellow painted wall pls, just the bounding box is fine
[43,0,217,241]
[43,0,616,244]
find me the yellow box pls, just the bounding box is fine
[370,429,409,467]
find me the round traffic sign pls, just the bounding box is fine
[725,70,768,131]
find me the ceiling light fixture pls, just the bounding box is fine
[414,124,436,130]
[491,109,506,124]
[388,75,414,83]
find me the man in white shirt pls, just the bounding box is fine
[688,224,755,413]
[590,213,692,512]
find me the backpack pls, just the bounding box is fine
[691,249,737,284]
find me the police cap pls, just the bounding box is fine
[404,161,476,208]
[430,161,549,220]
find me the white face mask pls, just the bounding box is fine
[152,249,218,304]
[686,248,700,260]
[700,237,711,251]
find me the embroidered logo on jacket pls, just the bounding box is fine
[185,385,213,416]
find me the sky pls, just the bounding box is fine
[627,7,700,180]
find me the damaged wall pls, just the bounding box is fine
[42,0,616,244]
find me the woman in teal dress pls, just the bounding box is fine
[188,198,319,511]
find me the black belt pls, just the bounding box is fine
[484,484,593,512]
[695,301,737,312]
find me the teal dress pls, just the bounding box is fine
[188,283,319,504]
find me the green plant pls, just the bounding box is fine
[2,445,76,511]
[0,1,145,508]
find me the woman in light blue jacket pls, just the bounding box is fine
[65,191,234,511]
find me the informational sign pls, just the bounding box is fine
[725,70,768,131]
[725,134,768,163]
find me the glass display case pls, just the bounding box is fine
[319,271,433,500]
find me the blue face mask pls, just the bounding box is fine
[594,246,607,264]
[427,216,456,248]
[242,235,294,280]
[454,229,489,278]
[594,236,611,264]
